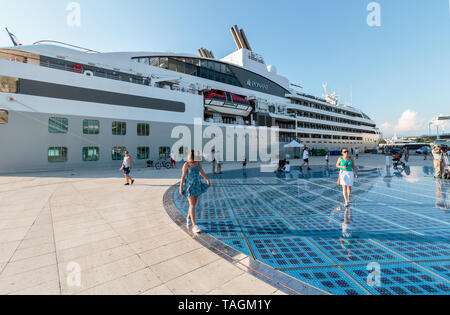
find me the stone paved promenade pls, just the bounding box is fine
[0,154,431,295]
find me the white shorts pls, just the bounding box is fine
[340,171,355,187]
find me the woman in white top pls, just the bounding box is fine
[121,151,135,186]
[300,148,312,170]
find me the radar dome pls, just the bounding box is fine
[267,65,277,74]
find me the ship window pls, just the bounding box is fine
[83,147,100,161]
[214,62,221,73]
[112,147,126,161]
[220,64,227,74]
[185,64,197,76]
[168,59,177,72]
[159,146,170,159]
[137,123,150,136]
[159,57,168,69]
[0,110,8,124]
[83,120,100,135]
[49,117,68,134]
[48,147,68,163]
[199,68,208,79]
[177,61,185,74]
[149,57,159,67]
[207,61,215,70]
[137,147,150,160]
[112,121,126,136]
[0,75,19,93]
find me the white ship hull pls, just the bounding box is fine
[0,42,380,173]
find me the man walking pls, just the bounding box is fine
[121,151,135,186]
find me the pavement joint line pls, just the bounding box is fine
[0,190,56,278]
[71,266,151,295]
[311,175,424,205]
[266,177,450,285]
[163,187,308,296]
[219,184,257,261]
[371,182,440,195]
[288,177,427,234]
[368,238,450,284]
[254,178,372,295]
[63,181,159,293]
[4,279,59,296]
[298,176,450,229]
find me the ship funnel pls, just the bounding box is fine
[198,48,215,59]
[240,29,252,51]
[230,25,252,51]
[230,26,243,50]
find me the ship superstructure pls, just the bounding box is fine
[0,27,381,172]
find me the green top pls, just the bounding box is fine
[340,158,353,172]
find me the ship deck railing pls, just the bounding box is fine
[1,50,199,95]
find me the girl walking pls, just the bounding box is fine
[180,150,211,233]
[336,148,358,207]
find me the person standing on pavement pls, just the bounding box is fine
[336,148,358,207]
[432,145,445,179]
[121,151,135,186]
[170,151,177,169]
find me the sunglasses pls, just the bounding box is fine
[343,151,349,153]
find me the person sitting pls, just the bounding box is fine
[282,161,291,173]
[278,159,287,172]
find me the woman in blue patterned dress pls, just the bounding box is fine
[180,150,211,233]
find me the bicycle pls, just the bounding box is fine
[155,159,172,170]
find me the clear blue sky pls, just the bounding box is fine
[1,0,449,137]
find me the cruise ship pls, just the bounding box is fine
[0,26,381,172]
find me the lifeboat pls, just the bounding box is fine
[204,89,253,117]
